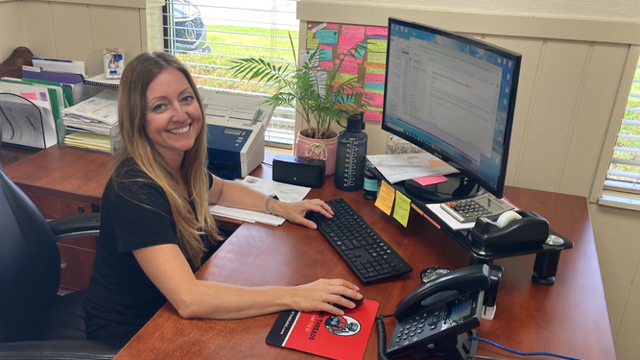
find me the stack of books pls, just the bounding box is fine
[61,89,119,152]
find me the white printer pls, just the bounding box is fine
[199,88,275,179]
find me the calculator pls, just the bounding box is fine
[440,193,515,223]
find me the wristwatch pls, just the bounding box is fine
[265,194,279,215]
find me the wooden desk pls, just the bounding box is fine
[112,162,615,359]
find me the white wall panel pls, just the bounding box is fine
[88,5,142,58]
[20,1,56,58]
[559,43,629,196]
[481,36,543,187]
[0,2,26,60]
[517,41,589,191]
[50,3,92,63]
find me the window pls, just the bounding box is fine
[163,0,298,148]
[604,56,640,194]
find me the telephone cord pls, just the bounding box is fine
[469,336,585,360]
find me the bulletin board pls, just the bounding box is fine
[305,21,389,122]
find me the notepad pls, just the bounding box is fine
[266,299,379,360]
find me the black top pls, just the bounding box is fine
[83,159,216,343]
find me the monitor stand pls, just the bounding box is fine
[404,173,482,203]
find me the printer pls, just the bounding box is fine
[199,89,275,179]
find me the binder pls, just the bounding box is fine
[21,65,84,85]
[83,74,119,88]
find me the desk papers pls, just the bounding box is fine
[0,86,57,149]
[61,89,118,152]
[208,176,311,226]
[367,153,458,184]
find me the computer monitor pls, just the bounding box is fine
[381,18,521,202]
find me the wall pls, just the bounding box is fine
[0,0,164,71]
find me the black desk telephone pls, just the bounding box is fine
[377,264,502,360]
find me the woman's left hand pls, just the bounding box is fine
[272,199,334,229]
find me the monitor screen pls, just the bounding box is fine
[381,18,521,199]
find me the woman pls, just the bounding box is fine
[83,52,362,343]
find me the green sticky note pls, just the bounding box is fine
[368,40,388,52]
[307,30,314,40]
[393,191,411,227]
[307,39,319,49]
[335,73,358,82]
[366,67,385,74]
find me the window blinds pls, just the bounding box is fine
[163,0,299,148]
[605,61,640,193]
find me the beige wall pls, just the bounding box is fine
[0,0,164,71]
[297,1,640,359]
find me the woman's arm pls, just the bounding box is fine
[208,174,334,229]
[134,244,362,319]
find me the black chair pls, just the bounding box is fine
[0,150,120,358]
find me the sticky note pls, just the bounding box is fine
[335,73,358,82]
[307,39,319,49]
[368,39,388,52]
[363,110,383,122]
[414,175,448,186]
[375,181,395,216]
[369,93,385,108]
[307,30,314,40]
[316,29,338,44]
[325,23,340,30]
[338,61,359,75]
[365,73,385,83]
[366,27,388,36]
[367,53,387,64]
[19,92,38,101]
[319,60,333,69]
[339,36,361,47]
[393,191,411,227]
[364,62,386,69]
[318,49,333,61]
[366,67,385,74]
[319,45,333,51]
[365,82,385,91]
[341,24,366,38]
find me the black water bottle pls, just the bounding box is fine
[335,112,367,191]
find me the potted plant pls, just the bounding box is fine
[230,35,370,176]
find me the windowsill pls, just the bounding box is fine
[265,145,293,155]
[598,190,640,212]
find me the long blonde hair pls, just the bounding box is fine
[114,51,220,268]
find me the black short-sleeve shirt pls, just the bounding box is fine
[83,159,215,343]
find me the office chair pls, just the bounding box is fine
[0,154,120,358]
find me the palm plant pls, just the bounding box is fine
[230,35,370,139]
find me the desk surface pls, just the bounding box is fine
[4,146,615,359]
[113,163,615,359]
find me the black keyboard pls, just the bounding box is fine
[307,198,412,284]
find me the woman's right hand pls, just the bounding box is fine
[290,279,363,315]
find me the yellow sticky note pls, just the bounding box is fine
[367,52,387,63]
[307,39,319,49]
[335,73,358,82]
[366,67,385,74]
[368,40,388,52]
[393,191,411,227]
[375,181,395,216]
[307,30,314,40]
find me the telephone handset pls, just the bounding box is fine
[379,264,492,360]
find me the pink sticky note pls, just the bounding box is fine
[319,60,333,69]
[366,27,389,36]
[413,175,448,186]
[319,45,333,51]
[364,73,385,83]
[370,93,384,108]
[339,36,361,47]
[341,25,365,38]
[325,23,339,30]
[338,62,358,75]
[363,110,382,122]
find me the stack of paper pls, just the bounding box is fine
[367,153,459,184]
[209,176,311,226]
[61,89,118,152]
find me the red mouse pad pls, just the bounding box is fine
[266,299,380,360]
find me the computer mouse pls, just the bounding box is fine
[331,294,364,310]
